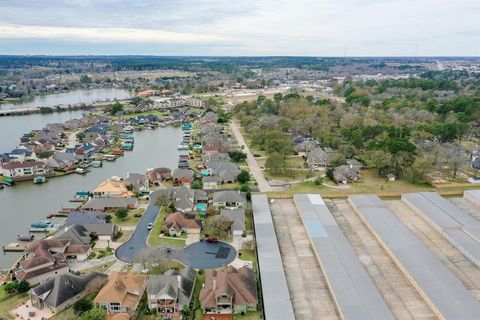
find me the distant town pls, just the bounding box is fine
[0,56,479,320]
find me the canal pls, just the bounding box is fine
[0,88,132,110]
[0,126,182,268]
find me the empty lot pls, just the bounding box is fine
[270,199,339,320]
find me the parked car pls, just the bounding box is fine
[147,223,153,230]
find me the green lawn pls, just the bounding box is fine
[79,260,116,274]
[234,310,262,320]
[0,292,28,319]
[112,208,144,226]
[50,306,76,320]
[148,208,186,248]
[192,271,206,320]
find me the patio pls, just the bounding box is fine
[11,302,55,320]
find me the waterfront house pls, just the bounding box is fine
[94,271,148,316]
[82,197,138,212]
[64,211,106,226]
[8,148,35,161]
[212,191,246,209]
[0,161,48,179]
[147,268,197,319]
[164,212,201,236]
[124,172,149,193]
[147,167,172,185]
[93,180,133,198]
[172,168,195,186]
[29,272,107,314]
[199,266,257,314]
[16,240,70,285]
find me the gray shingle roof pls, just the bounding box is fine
[147,267,197,307]
[31,272,107,308]
[212,191,246,204]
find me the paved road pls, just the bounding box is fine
[115,191,161,262]
[229,120,273,192]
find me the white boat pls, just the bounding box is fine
[91,160,103,168]
[177,144,189,151]
[75,168,87,174]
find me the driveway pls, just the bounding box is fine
[229,120,273,192]
[115,191,161,262]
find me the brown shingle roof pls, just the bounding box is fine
[94,272,147,311]
[200,266,257,309]
[164,212,201,233]
[2,161,45,170]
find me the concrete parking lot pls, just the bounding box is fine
[270,199,339,320]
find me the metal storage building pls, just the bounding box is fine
[293,194,394,320]
[402,192,480,267]
[349,195,480,320]
[251,195,295,320]
[464,190,480,207]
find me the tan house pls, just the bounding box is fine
[199,266,257,315]
[93,180,133,198]
[163,212,201,236]
[94,272,148,316]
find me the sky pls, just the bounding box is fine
[0,0,479,56]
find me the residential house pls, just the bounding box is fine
[15,240,70,285]
[95,271,148,316]
[0,161,48,179]
[293,140,318,154]
[346,159,363,174]
[124,173,149,193]
[147,268,197,319]
[472,157,480,170]
[147,167,172,185]
[172,168,195,186]
[212,191,246,209]
[199,266,257,314]
[82,197,138,212]
[8,148,35,161]
[93,180,133,198]
[29,272,107,314]
[203,176,223,189]
[164,212,201,236]
[205,161,240,184]
[332,165,360,185]
[172,186,208,213]
[307,148,331,169]
[64,211,106,227]
[220,208,246,236]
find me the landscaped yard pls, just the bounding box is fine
[0,292,28,319]
[192,271,206,320]
[147,207,186,247]
[112,208,144,226]
[79,259,116,274]
[233,310,262,320]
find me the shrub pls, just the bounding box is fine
[74,298,93,315]
[17,280,30,294]
[115,208,128,220]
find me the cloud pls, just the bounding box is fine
[0,24,232,44]
[0,0,478,55]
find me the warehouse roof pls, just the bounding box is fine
[349,195,480,320]
[251,195,295,320]
[294,194,394,320]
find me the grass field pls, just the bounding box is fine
[0,292,28,319]
[112,208,144,226]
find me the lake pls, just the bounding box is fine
[0,88,132,110]
[0,110,85,153]
[0,126,182,268]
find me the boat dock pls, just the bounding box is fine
[3,241,32,252]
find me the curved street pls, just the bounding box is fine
[115,190,161,262]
